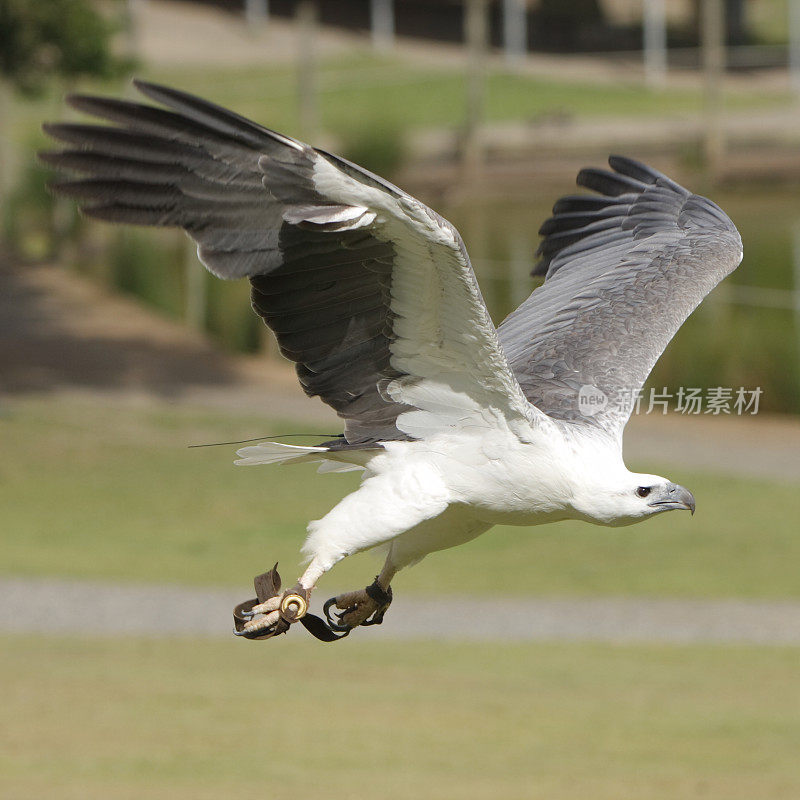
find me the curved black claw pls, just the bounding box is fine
[323,596,355,632]
[323,578,393,631]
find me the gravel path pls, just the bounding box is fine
[4,576,800,645]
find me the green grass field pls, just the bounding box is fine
[15,51,793,158]
[2,635,799,800]
[2,396,799,598]
[139,57,732,142]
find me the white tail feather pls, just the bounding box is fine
[235,441,368,473]
[234,442,328,466]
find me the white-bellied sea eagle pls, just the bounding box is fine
[42,81,743,641]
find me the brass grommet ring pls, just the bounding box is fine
[280,592,308,620]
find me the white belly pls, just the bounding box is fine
[377,428,575,524]
[303,425,583,573]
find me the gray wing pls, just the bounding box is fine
[43,80,537,445]
[497,156,743,444]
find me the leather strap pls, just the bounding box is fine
[300,613,350,642]
[364,577,393,607]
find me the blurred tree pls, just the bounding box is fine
[0,0,127,245]
[0,0,120,93]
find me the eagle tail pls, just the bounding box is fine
[234,441,365,473]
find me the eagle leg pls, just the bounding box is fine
[323,577,393,631]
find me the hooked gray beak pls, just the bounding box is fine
[648,483,696,515]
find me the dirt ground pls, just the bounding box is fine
[0,255,330,421]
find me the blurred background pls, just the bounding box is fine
[2,2,800,798]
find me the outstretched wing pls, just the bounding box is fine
[42,80,539,444]
[497,156,742,444]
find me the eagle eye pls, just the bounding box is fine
[636,486,652,498]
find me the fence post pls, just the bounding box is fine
[371,0,394,51]
[245,0,269,28]
[297,0,319,141]
[126,0,145,57]
[702,0,725,181]
[503,0,527,66]
[643,0,667,87]
[790,0,800,97]
[463,0,488,183]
